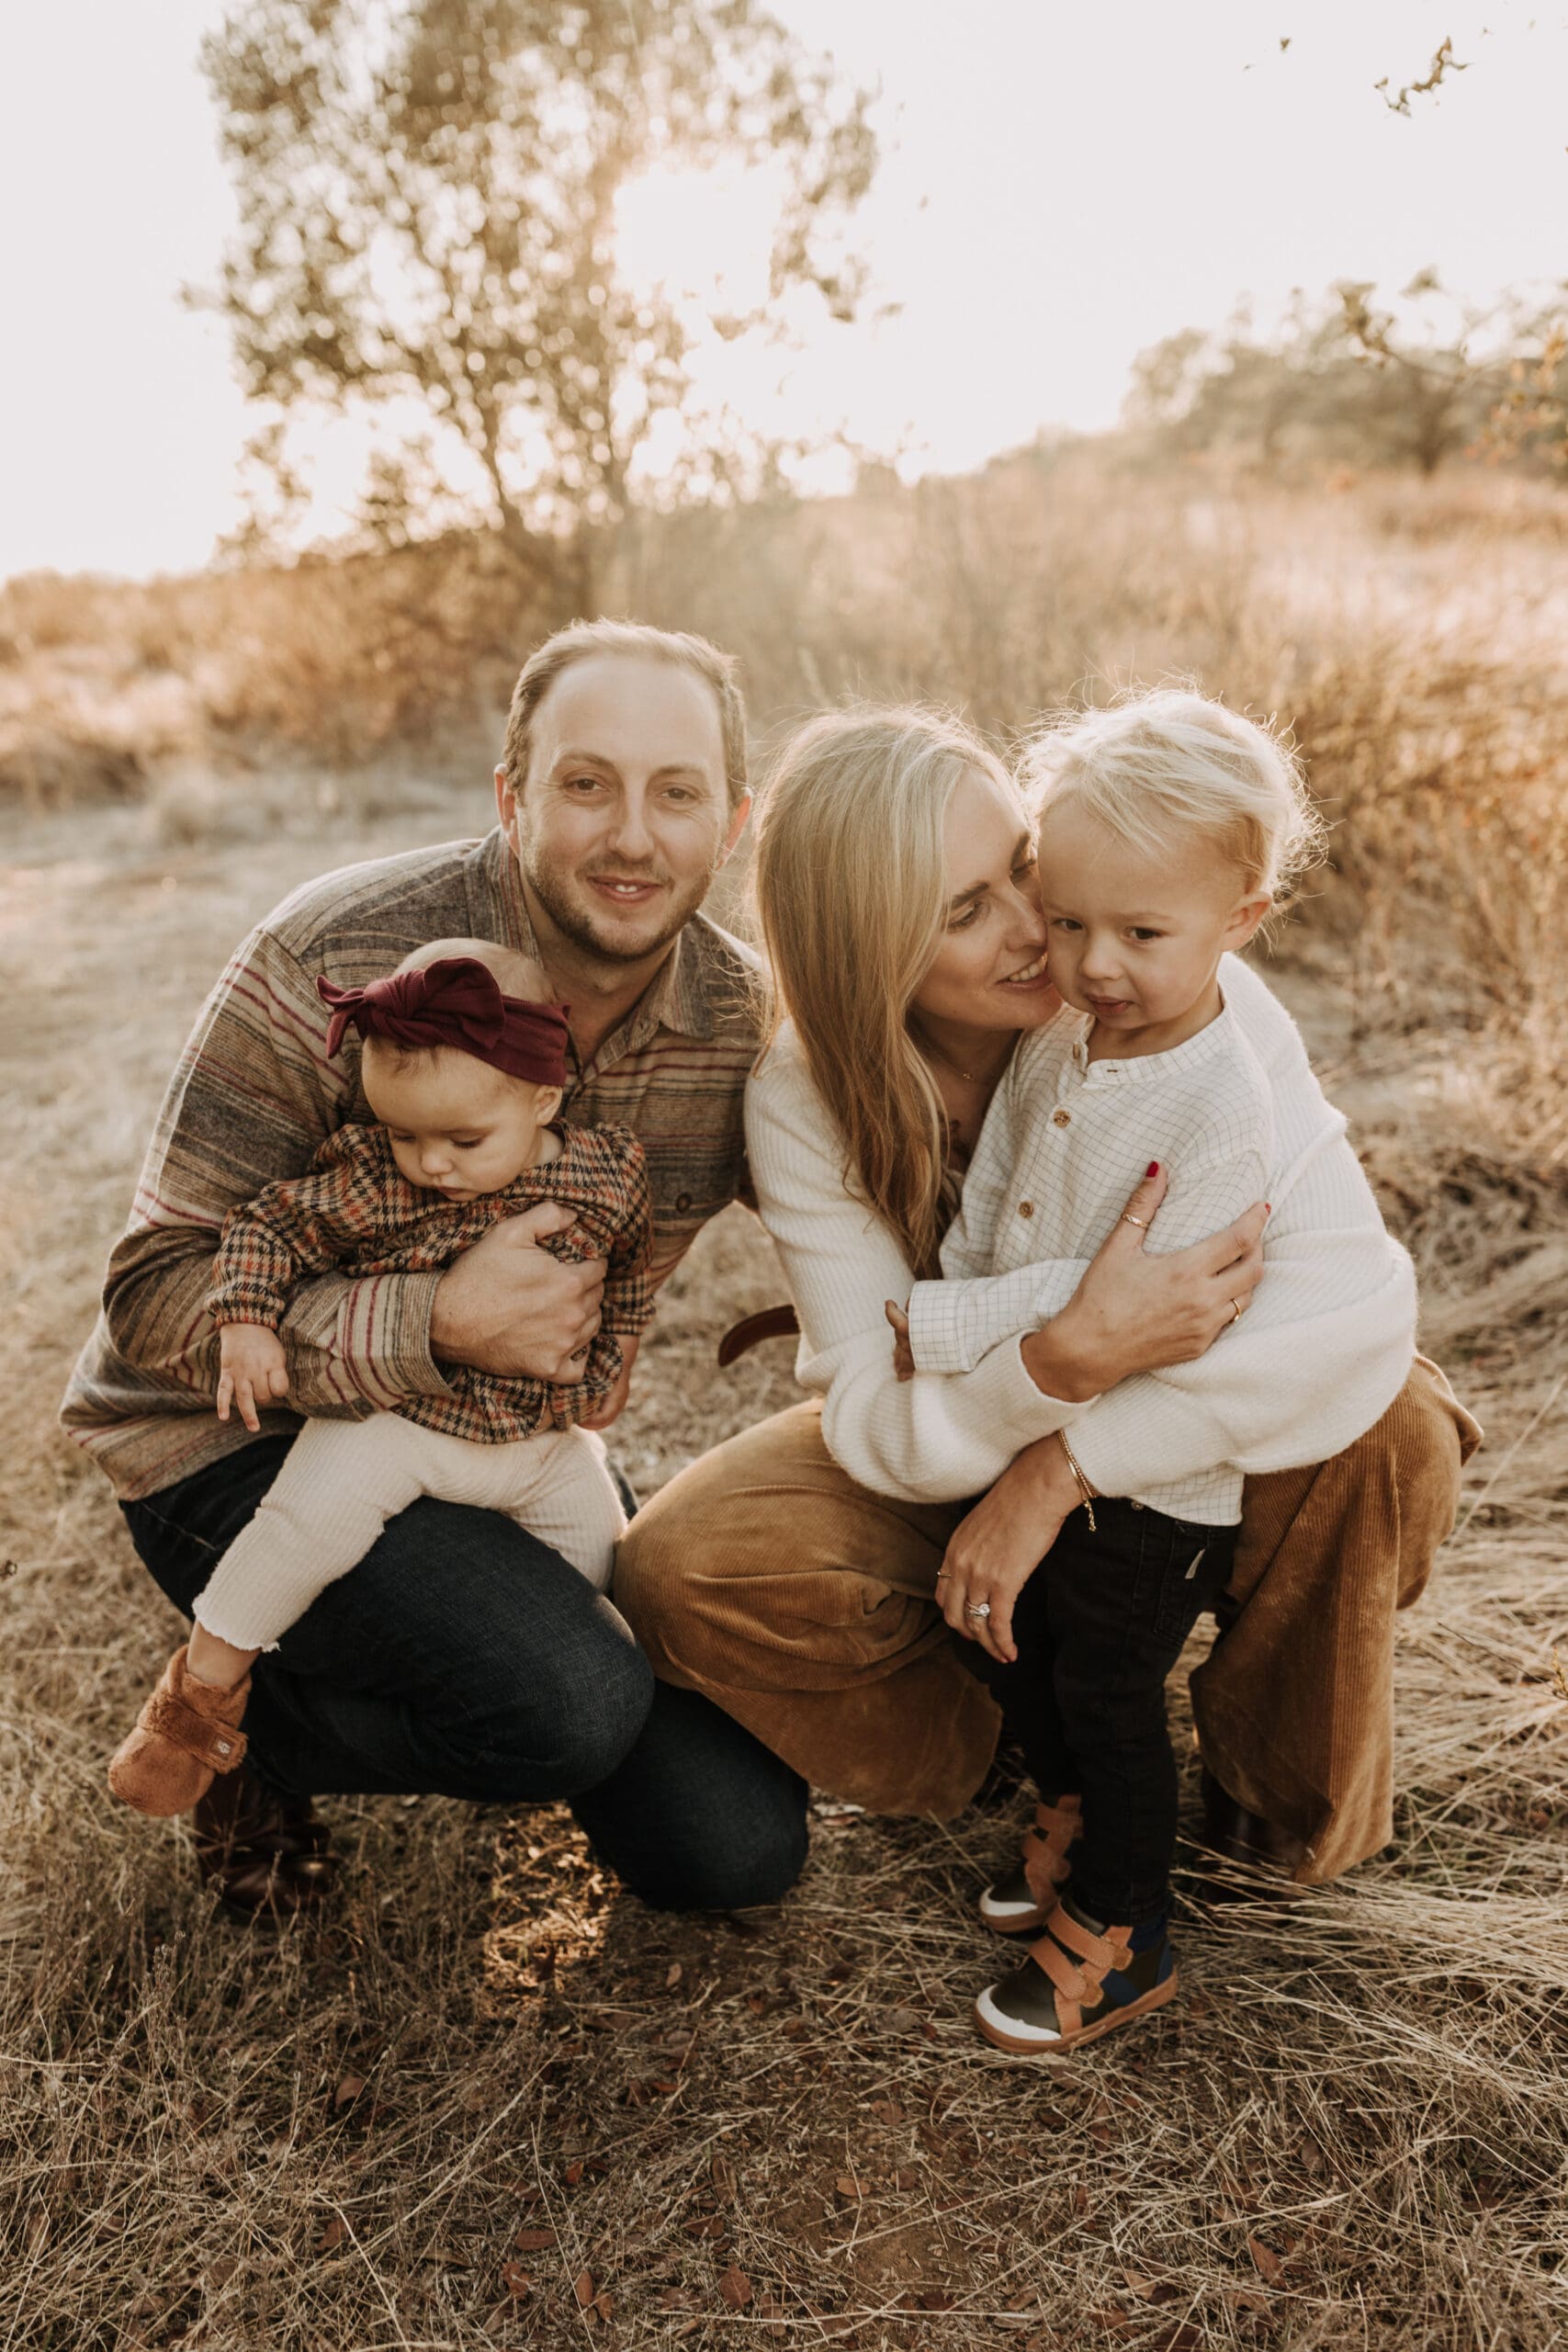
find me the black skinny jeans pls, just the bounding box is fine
[122,1433,808,1912]
[983,1496,1236,1925]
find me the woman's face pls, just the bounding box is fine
[910,768,1055,1035]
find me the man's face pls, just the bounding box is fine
[495,653,749,967]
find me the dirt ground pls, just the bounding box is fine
[2,777,1564,2351]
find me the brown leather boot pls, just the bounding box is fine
[193,1762,337,1923]
[108,1646,250,1817]
[1196,1765,1306,1894]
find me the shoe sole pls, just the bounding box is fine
[973,1967,1179,2056]
[976,1894,1054,1935]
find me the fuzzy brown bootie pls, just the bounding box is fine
[108,1645,251,1817]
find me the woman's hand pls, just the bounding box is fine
[1021,1162,1268,1402]
[937,1433,1084,1667]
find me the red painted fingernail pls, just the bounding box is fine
[1146,1161,1159,1178]
[1265,1201,1272,1214]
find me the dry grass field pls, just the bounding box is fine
[3,464,1565,2350]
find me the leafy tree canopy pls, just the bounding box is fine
[199,0,877,592]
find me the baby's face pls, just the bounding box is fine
[1039,803,1267,1047]
[362,1046,558,1199]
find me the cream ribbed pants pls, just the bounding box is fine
[192,1413,626,1650]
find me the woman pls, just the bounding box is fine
[615,707,1476,1896]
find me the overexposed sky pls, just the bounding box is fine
[2,0,1564,581]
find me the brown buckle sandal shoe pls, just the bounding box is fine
[193,1763,338,1924]
[975,1895,1179,2055]
[978,1792,1081,1933]
[108,1645,250,1817]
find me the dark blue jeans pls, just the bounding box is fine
[122,1433,808,1911]
[985,1497,1236,1924]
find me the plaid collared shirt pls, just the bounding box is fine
[62,827,761,1498]
[209,1120,651,1443]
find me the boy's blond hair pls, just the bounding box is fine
[1025,688,1326,902]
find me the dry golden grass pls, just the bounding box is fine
[3,465,1566,2348]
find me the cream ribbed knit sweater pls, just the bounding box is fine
[743,955,1416,1507]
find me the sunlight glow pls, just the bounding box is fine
[613,160,784,318]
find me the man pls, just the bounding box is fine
[62,620,811,1917]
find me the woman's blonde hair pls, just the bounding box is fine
[754,707,1019,1277]
[1024,687,1327,901]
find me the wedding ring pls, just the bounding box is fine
[1228,1296,1245,1325]
[965,1601,992,1621]
[1120,1212,1148,1229]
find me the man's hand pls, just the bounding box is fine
[1022,1163,1268,1402]
[886,1299,915,1382]
[937,1432,1084,1667]
[216,1322,289,1432]
[429,1202,607,1380]
[579,1335,640,1431]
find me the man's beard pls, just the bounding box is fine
[519,842,714,967]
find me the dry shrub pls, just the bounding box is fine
[6,460,1566,1131]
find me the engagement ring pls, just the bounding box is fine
[965,1601,991,1621]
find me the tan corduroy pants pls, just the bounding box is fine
[615,1357,1480,1883]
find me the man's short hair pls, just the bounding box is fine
[501,619,749,809]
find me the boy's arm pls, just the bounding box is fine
[906,1037,1098,1371]
[100,928,451,1415]
[907,1097,1270,1376]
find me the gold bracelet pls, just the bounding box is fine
[1055,1428,1098,1532]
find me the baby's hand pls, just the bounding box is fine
[886,1299,915,1383]
[217,1323,289,1433]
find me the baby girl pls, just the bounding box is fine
[108,937,650,1817]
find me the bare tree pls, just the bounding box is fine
[197,0,877,605]
[1335,272,1506,477]
[1125,275,1529,479]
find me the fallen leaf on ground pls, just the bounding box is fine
[573,2267,595,2307]
[513,2227,556,2252]
[563,2160,585,2185]
[333,2073,367,2109]
[500,2262,532,2299]
[718,2265,753,2309]
[314,2217,347,2254]
[1247,2234,1283,2284]
[870,2098,905,2125]
[666,1962,682,1987]
[835,2174,865,2199]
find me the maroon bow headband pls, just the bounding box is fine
[316,957,570,1087]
